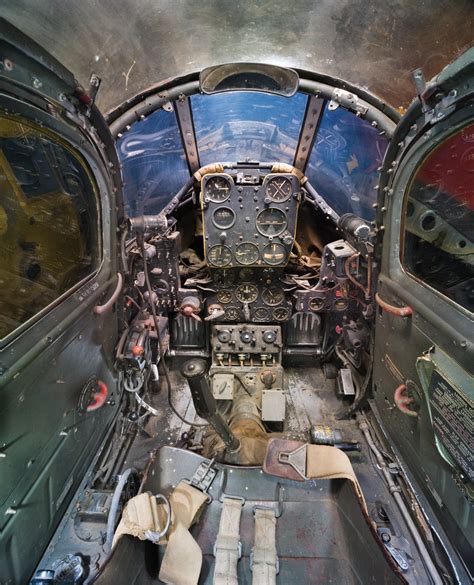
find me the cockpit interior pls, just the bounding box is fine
[0,8,473,585]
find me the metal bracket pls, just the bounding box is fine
[183,458,217,501]
[278,444,308,480]
[328,88,368,116]
[378,528,409,572]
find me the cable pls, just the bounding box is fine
[139,238,207,427]
[106,467,138,549]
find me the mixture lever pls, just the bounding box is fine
[181,358,241,453]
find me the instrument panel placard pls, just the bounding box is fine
[429,370,473,481]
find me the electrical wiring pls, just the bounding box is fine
[139,238,207,427]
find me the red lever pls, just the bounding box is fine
[86,380,108,412]
[394,384,418,417]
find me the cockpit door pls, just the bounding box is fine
[373,49,473,579]
[0,19,123,584]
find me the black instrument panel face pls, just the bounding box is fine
[202,173,300,269]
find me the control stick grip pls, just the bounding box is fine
[181,359,240,452]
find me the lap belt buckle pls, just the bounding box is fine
[277,443,308,481]
[183,457,217,502]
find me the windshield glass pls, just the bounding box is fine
[117,108,190,216]
[116,91,387,220]
[191,91,308,165]
[306,104,388,220]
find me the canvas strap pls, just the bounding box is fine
[113,481,208,585]
[213,496,244,585]
[251,508,278,585]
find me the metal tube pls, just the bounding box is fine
[181,359,240,453]
[359,419,442,585]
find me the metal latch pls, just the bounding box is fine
[183,457,217,501]
[278,444,308,480]
[378,527,409,572]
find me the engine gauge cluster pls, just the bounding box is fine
[201,171,300,269]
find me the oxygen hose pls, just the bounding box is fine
[139,238,207,428]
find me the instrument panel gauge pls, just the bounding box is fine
[224,306,240,321]
[205,176,232,202]
[262,286,285,306]
[309,297,324,311]
[272,307,290,321]
[256,208,287,237]
[334,298,349,311]
[238,267,254,282]
[212,207,235,229]
[262,243,288,266]
[253,307,270,321]
[235,242,259,265]
[213,269,235,287]
[235,283,259,303]
[208,245,232,267]
[217,290,233,304]
[266,176,292,202]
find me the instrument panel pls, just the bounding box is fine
[201,172,301,269]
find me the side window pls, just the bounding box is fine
[0,115,100,338]
[401,122,474,312]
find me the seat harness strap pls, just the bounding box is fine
[213,496,244,585]
[251,508,278,585]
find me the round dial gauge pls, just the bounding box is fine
[225,306,240,321]
[208,245,232,267]
[262,243,288,266]
[266,176,292,202]
[273,307,290,321]
[213,269,235,287]
[253,307,270,321]
[262,286,285,306]
[212,207,235,229]
[205,176,231,202]
[239,267,254,282]
[334,298,349,311]
[235,283,258,303]
[235,242,259,265]
[309,297,324,311]
[256,208,287,237]
[217,290,233,304]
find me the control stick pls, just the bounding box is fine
[181,359,240,453]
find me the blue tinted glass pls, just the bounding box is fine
[192,91,308,166]
[306,105,388,220]
[117,109,190,216]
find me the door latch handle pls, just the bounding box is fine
[394,384,418,417]
[375,293,413,317]
[94,272,123,315]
